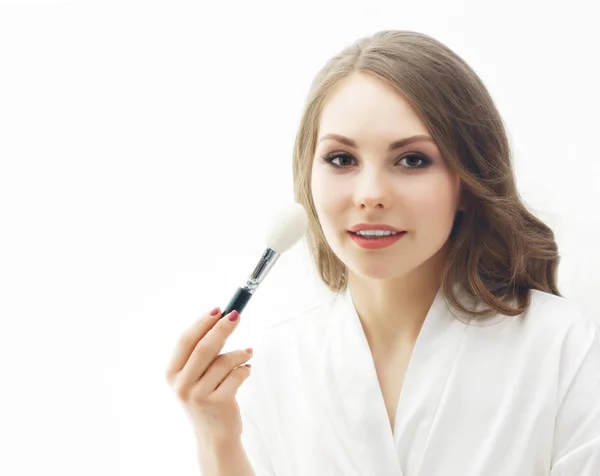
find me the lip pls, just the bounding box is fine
[348,230,407,250]
[348,223,405,233]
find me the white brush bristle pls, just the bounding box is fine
[265,202,308,254]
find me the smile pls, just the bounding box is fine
[348,231,407,250]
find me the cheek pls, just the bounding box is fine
[310,175,348,241]
[310,174,325,215]
[311,169,346,212]
[408,178,459,226]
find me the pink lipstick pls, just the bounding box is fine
[348,231,407,250]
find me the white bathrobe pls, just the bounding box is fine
[236,285,600,475]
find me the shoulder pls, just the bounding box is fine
[521,289,599,356]
[459,287,598,358]
[250,293,339,355]
[236,293,339,409]
[240,290,350,385]
[525,289,596,330]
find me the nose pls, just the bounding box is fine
[353,167,393,210]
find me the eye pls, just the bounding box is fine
[321,152,431,170]
[321,152,356,168]
[399,155,429,169]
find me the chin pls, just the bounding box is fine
[347,255,416,280]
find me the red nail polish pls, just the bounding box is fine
[210,307,220,316]
[228,310,239,322]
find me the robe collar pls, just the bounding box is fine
[324,282,473,475]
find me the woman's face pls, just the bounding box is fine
[310,72,463,281]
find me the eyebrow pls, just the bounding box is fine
[317,133,435,151]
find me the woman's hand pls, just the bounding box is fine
[166,308,253,444]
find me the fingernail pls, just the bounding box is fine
[210,307,220,316]
[228,310,239,322]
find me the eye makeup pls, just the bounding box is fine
[320,151,433,171]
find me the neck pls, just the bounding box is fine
[347,244,448,355]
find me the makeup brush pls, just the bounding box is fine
[219,202,308,318]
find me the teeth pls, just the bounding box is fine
[354,230,400,237]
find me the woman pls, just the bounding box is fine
[168,30,600,475]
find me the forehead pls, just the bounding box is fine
[317,73,429,139]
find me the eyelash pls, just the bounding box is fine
[320,151,432,171]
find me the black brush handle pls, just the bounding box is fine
[220,287,253,319]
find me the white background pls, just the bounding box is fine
[1,1,598,474]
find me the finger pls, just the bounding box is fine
[176,310,241,385]
[165,307,222,382]
[195,348,253,396]
[212,364,252,399]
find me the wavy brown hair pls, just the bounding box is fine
[292,30,562,319]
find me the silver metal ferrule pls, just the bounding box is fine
[241,247,280,294]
